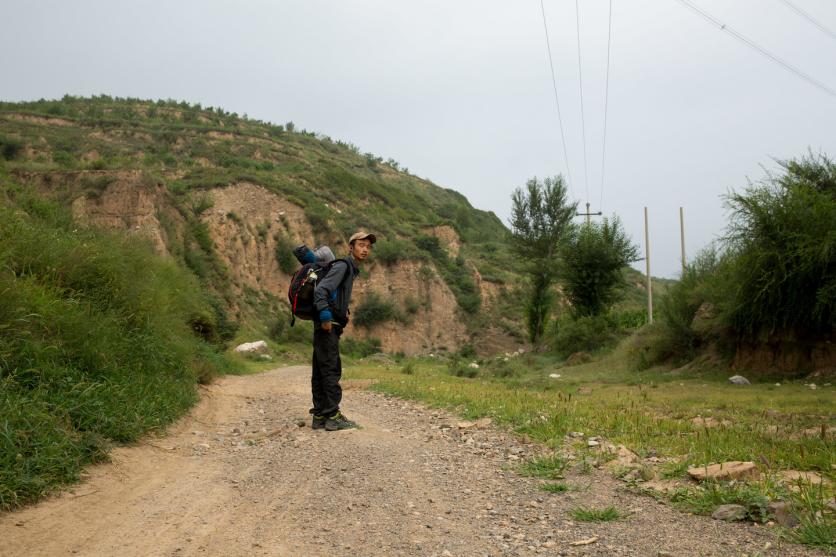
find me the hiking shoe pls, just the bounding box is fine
[311,415,326,430]
[324,412,359,431]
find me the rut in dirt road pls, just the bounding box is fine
[0,366,825,557]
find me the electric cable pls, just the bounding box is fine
[599,0,613,214]
[539,0,575,198]
[575,0,590,204]
[778,0,836,43]
[674,0,836,99]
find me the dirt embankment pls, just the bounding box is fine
[0,367,824,557]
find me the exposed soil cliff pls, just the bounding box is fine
[21,173,486,355]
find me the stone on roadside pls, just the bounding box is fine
[767,501,799,528]
[712,504,748,522]
[475,417,493,428]
[604,445,641,468]
[728,375,750,386]
[690,416,732,428]
[687,461,759,482]
[234,340,268,353]
[777,470,828,489]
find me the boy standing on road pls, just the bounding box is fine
[310,231,375,431]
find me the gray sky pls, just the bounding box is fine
[2,0,835,277]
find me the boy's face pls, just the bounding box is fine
[350,238,373,261]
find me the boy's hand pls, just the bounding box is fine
[319,309,333,330]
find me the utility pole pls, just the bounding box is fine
[680,207,686,274]
[576,201,602,224]
[644,207,653,324]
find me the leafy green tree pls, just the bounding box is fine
[561,216,640,317]
[509,176,576,343]
[724,152,836,338]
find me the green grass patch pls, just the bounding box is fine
[539,482,569,493]
[569,506,621,522]
[519,455,567,479]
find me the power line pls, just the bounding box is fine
[674,0,836,99]
[539,0,575,198]
[574,0,590,204]
[599,0,613,214]
[777,0,836,43]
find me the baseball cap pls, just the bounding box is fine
[349,231,377,244]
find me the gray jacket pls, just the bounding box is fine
[313,255,359,326]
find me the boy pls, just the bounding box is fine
[310,231,375,431]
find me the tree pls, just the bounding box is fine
[509,176,576,343]
[561,216,640,317]
[724,152,836,338]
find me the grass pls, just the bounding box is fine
[569,506,621,522]
[347,343,834,473]
[0,182,240,510]
[539,482,570,493]
[345,345,834,548]
[519,455,567,479]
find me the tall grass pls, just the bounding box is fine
[0,184,239,509]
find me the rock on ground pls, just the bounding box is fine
[688,461,760,482]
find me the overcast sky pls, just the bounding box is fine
[2,0,835,277]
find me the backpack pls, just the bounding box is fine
[287,244,345,326]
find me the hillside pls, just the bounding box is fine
[0,96,532,355]
[0,96,670,355]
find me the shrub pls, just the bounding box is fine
[561,217,640,317]
[446,356,478,378]
[341,337,381,358]
[374,237,421,265]
[352,292,397,328]
[274,233,297,274]
[549,314,617,356]
[723,153,836,338]
[0,136,23,160]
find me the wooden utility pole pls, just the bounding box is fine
[680,207,686,274]
[577,202,602,224]
[644,207,653,324]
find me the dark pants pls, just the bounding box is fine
[311,326,342,417]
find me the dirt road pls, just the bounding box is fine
[0,366,825,556]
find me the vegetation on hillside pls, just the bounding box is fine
[634,153,835,371]
[0,95,515,324]
[0,176,240,510]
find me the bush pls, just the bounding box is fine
[0,136,23,160]
[446,356,478,378]
[352,291,397,328]
[274,233,297,274]
[341,337,381,358]
[561,217,640,317]
[373,237,422,265]
[723,153,836,338]
[550,314,617,356]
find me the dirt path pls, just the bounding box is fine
[0,366,826,557]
